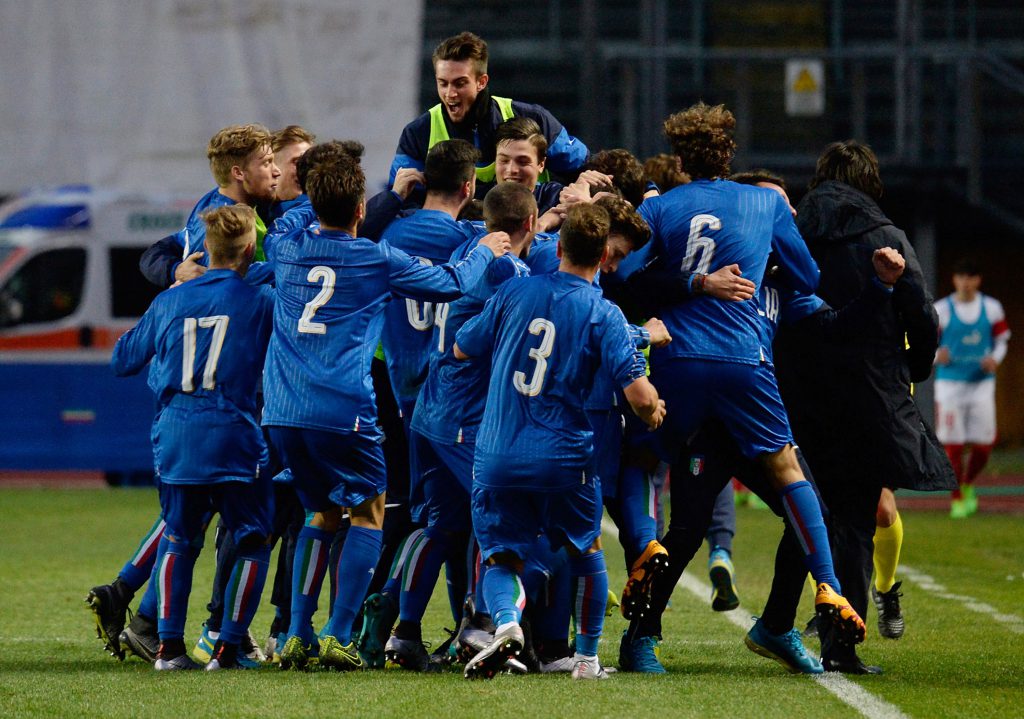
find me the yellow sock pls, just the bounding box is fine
[873,511,903,593]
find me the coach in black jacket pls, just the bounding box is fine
[774,141,956,674]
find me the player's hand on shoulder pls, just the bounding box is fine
[174,252,206,283]
[478,231,511,257]
[872,247,905,287]
[643,318,672,348]
[704,264,755,301]
[393,168,426,199]
[536,206,566,233]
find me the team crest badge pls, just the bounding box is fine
[689,456,705,476]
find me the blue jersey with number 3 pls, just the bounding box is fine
[456,271,645,489]
[635,179,819,365]
[261,227,492,436]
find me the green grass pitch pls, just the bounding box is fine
[1,488,1021,718]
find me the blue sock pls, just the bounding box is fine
[474,554,490,617]
[288,525,332,643]
[619,465,658,557]
[325,525,383,644]
[570,551,608,656]
[220,544,271,644]
[398,531,448,623]
[535,560,571,646]
[154,536,199,641]
[139,534,198,620]
[779,480,841,592]
[383,528,422,599]
[118,517,165,590]
[442,533,470,625]
[482,563,524,628]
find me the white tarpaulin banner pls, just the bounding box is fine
[0,0,424,195]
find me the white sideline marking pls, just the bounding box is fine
[900,563,1024,635]
[602,521,909,719]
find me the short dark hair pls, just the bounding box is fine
[952,257,982,276]
[730,169,787,191]
[662,102,736,180]
[495,117,548,162]
[306,153,365,229]
[809,140,883,200]
[432,32,488,76]
[585,149,646,208]
[560,203,610,268]
[594,195,650,251]
[483,182,537,234]
[295,140,364,193]
[425,139,480,195]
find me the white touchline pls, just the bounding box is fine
[601,520,910,719]
[900,563,1024,635]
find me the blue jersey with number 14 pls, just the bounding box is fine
[456,272,645,490]
[635,179,819,365]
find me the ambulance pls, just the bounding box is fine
[0,186,195,481]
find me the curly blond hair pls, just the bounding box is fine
[207,124,273,186]
[662,103,736,180]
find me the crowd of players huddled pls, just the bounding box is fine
[86,30,973,679]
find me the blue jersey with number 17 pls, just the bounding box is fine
[456,271,646,490]
[111,270,274,484]
[634,179,819,365]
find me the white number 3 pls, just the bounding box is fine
[513,318,556,396]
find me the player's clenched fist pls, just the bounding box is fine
[643,318,672,348]
[872,247,905,287]
[643,399,667,430]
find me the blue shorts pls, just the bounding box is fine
[154,404,267,483]
[410,430,473,533]
[159,474,274,547]
[652,358,793,461]
[267,427,386,512]
[587,409,623,499]
[471,476,602,560]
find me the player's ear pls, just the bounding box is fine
[524,212,536,234]
[555,239,563,259]
[230,164,245,183]
[476,72,489,92]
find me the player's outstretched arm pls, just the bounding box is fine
[111,309,158,377]
[624,377,666,430]
[386,234,507,302]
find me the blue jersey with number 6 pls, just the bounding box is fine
[634,179,819,365]
[111,269,274,483]
[261,227,492,436]
[456,271,645,490]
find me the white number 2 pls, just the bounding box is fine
[683,214,721,274]
[181,315,229,392]
[513,318,556,396]
[298,266,336,335]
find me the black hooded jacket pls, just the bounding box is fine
[774,180,956,492]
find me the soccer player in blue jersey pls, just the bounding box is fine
[455,202,665,680]
[139,124,280,287]
[390,32,587,201]
[260,149,510,671]
[382,182,537,671]
[615,103,866,669]
[111,205,275,670]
